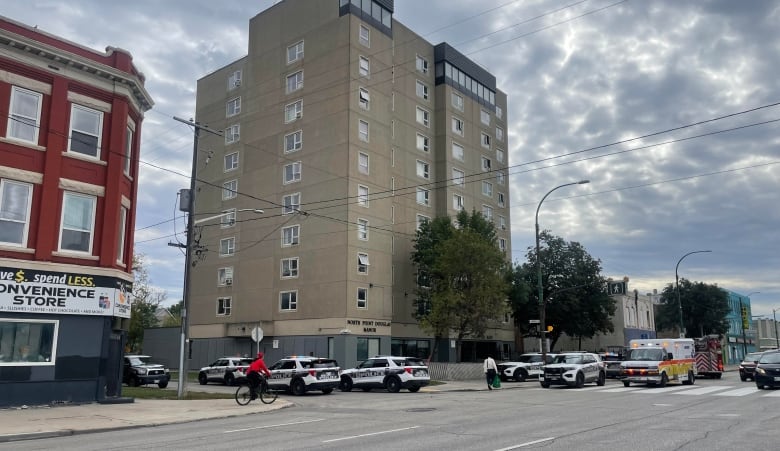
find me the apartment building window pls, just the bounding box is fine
[357,252,370,274]
[499,238,506,251]
[285,130,302,152]
[283,161,302,184]
[416,214,430,231]
[123,125,134,176]
[218,267,234,286]
[0,179,31,247]
[452,142,464,161]
[226,97,241,117]
[281,257,299,278]
[498,192,505,207]
[286,70,304,93]
[482,205,493,221]
[287,40,304,63]
[416,134,429,152]
[453,194,464,211]
[357,288,368,309]
[68,104,103,159]
[285,100,303,123]
[451,92,463,111]
[415,107,429,128]
[117,206,127,263]
[225,124,240,144]
[283,193,301,214]
[221,208,236,228]
[481,132,491,149]
[219,237,235,256]
[7,86,42,144]
[416,80,429,100]
[359,24,370,46]
[282,224,300,246]
[359,87,370,110]
[496,126,504,142]
[359,56,370,77]
[358,120,369,142]
[357,218,369,240]
[481,156,492,172]
[496,148,505,163]
[416,160,430,180]
[354,153,368,176]
[59,191,96,253]
[416,55,428,74]
[481,109,490,125]
[496,105,503,119]
[222,179,237,200]
[357,185,369,207]
[228,70,242,90]
[224,152,239,172]
[452,168,465,186]
[416,188,430,206]
[498,215,507,231]
[217,298,232,316]
[482,181,493,197]
[280,291,298,311]
[452,117,464,136]
[497,171,506,185]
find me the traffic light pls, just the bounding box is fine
[547,325,553,332]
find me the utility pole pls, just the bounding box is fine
[173,117,222,399]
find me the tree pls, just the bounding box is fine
[506,265,534,354]
[127,254,166,352]
[513,231,616,351]
[160,300,183,327]
[411,210,509,361]
[655,279,729,337]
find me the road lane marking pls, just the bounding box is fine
[714,387,760,397]
[599,387,644,393]
[632,386,693,395]
[495,437,556,450]
[224,418,325,433]
[677,386,734,395]
[322,426,419,443]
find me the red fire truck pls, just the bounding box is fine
[694,335,723,379]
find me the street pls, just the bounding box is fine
[4,371,778,450]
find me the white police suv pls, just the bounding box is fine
[339,356,430,393]
[497,353,556,382]
[540,352,606,388]
[198,356,254,386]
[266,356,340,395]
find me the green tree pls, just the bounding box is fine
[161,300,183,327]
[506,265,534,354]
[127,254,166,352]
[515,231,616,351]
[655,279,729,337]
[411,210,509,361]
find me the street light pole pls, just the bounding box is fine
[536,180,590,362]
[774,308,779,350]
[675,250,711,338]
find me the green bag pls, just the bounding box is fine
[492,375,501,388]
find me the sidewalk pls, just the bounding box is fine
[0,379,503,443]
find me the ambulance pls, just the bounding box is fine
[620,339,696,387]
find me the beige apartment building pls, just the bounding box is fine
[188,0,512,368]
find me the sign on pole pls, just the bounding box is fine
[251,326,263,355]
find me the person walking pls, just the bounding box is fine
[484,355,498,390]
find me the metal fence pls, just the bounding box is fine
[427,362,483,381]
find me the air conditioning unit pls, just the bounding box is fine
[295,112,302,119]
[233,80,241,87]
[501,225,506,230]
[225,278,233,286]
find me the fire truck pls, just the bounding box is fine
[694,335,723,379]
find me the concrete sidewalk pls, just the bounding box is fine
[0,379,507,443]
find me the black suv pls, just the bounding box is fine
[123,354,170,388]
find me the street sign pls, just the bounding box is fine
[529,319,540,324]
[251,326,264,343]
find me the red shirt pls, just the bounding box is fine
[247,358,271,377]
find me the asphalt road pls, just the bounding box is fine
[5,371,778,451]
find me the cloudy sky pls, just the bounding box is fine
[4,0,778,316]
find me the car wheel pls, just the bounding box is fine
[131,376,142,387]
[740,375,747,382]
[659,373,668,388]
[715,373,722,379]
[386,376,402,393]
[514,368,528,382]
[291,378,306,396]
[321,388,333,394]
[597,372,606,386]
[408,386,421,393]
[683,370,695,385]
[623,380,631,387]
[339,376,353,392]
[224,373,235,386]
[575,372,585,388]
[540,381,550,388]
[158,381,168,389]
[198,373,208,385]
[756,382,764,390]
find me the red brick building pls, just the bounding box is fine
[0,16,152,406]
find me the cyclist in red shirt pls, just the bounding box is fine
[246,352,271,398]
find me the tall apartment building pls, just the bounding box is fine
[190,0,511,368]
[0,16,152,406]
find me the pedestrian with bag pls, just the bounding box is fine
[484,355,498,390]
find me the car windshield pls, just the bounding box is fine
[759,353,780,365]
[128,356,151,366]
[553,355,583,364]
[743,353,762,362]
[517,355,543,363]
[602,354,622,362]
[301,359,338,369]
[239,359,253,365]
[395,358,426,367]
[628,348,665,361]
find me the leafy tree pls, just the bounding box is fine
[506,265,535,354]
[411,210,509,361]
[655,279,729,337]
[514,231,616,351]
[127,254,166,352]
[161,300,183,327]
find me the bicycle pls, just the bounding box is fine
[235,376,278,405]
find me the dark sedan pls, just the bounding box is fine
[739,352,763,382]
[754,350,780,389]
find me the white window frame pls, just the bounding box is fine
[359,87,370,110]
[496,148,505,163]
[282,224,300,246]
[0,179,33,247]
[358,152,370,174]
[498,192,505,207]
[499,215,507,230]
[357,287,368,309]
[225,124,240,144]
[219,237,235,256]
[357,218,369,241]
[117,206,127,263]
[218,267,234,286]
[281,257,299,279]
[357,185,369,207]
[286,70,304,93]
[482,181,493,197]
[359,56,370,77]
[0,319,59,366]
[58,191,96,254]
[280,290,298,311]
[481,109,491,125]
[228,70,242,90]
[452,142,464,161]
[453,193,464,211]
[283,192,301,215]
[496,126,504,142]
[416,107,430,128]
[7,86,42,144]
[226,97,241,117]
[416,80,429,100]
[481,156,492,172]
[416,187,430,206]
[499,238,507,251]
[416,55,428,74]
[358,120,369,142]
[283,161,302,184]
[497,171,506,185]
[224,152,239,172]
[222,179,237,200]
[123,125,133,176]
[357,252,370,274]
[452,168,465,187]
[287,40,304,63]
[284,130,303,153]
[221,208,236,228]
[285,99,303,123]
[217,297,232,316]
[482,205,493,221]
[359,24,370,47]
[481,132,491,149]
[416,134,430,152]
[452,117,464,136]
[67,104,103,159]
[451,92,464,111]
[496,105,503,119]
[416,160,430,180]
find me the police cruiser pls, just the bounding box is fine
[266,356,340,395]
[339,356,430,393]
